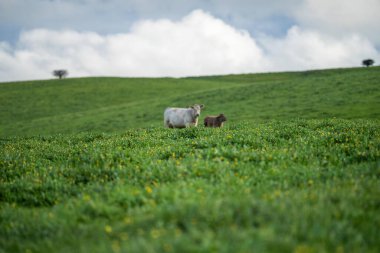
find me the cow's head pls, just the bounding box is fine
[190,104,204,118]
[217,113,227,122]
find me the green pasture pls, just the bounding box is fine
[0,67,379,252]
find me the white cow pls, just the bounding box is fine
[164,104,204,128]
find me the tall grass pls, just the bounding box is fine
[1,119,379,252]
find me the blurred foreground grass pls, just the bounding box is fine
[1,119,379,252]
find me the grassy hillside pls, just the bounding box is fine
[1,119,379,252]
[1,67,379,252]
[1,67,379,137]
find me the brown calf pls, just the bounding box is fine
[204,114,227,127]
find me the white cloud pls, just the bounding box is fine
[261,26,379,71]
[295,0,380,44]
[0,10,268,81]
[0,9,378,82]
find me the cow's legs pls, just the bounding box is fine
[185,123,197,128]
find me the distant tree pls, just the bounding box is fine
[362,59,374,67]
[53,69,68,79]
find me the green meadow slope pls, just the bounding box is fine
[1,67,379,137]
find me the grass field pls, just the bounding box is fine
[0,67,380,252]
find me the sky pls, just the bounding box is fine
[0,0,379,82]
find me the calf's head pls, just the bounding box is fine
[217,114,227,123]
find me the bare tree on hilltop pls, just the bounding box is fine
[362,59,375,67]
[53,69,68,79]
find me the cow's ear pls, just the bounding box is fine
[200,104,205,109]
